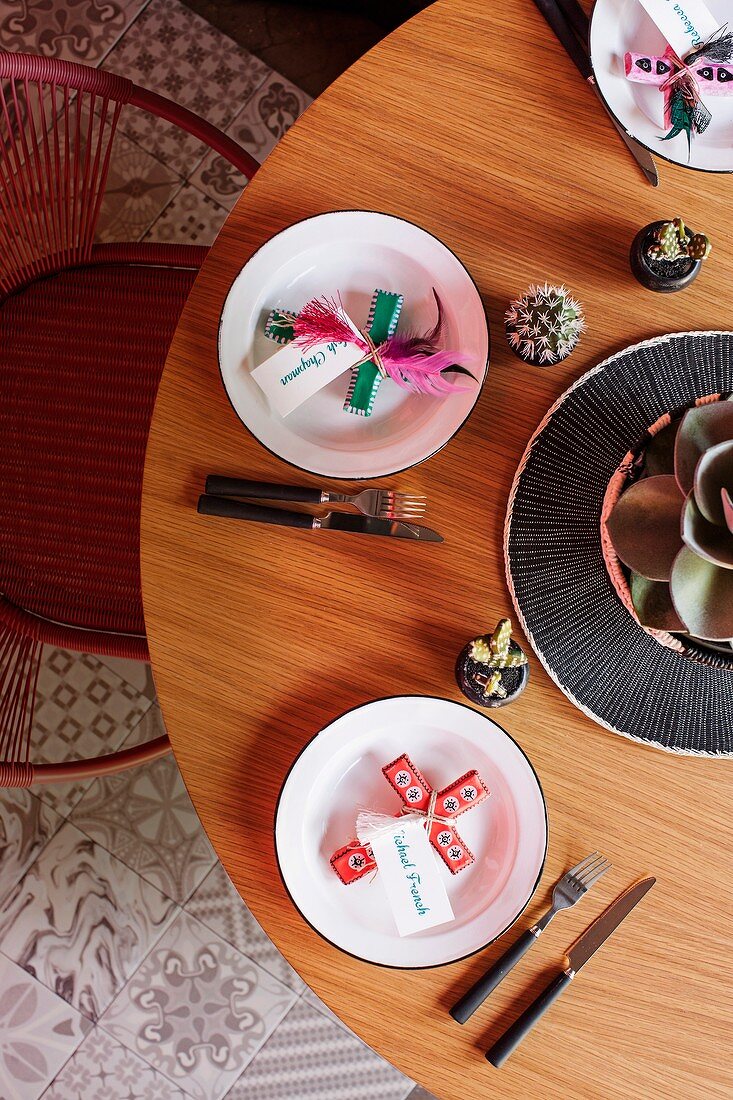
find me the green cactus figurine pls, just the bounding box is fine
[647,217,711,264]
[456,618,530,709]
[505,283,585,367]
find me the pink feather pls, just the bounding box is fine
[290,290,475,396]
[292,296,367,353]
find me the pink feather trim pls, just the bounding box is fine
[291,289,474,396]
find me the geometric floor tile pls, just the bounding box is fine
[30,649,155,817]
[144,180,229,246]
[185,862,305,993]
[0,0,148,65]
[0,952,90,1100]
[70,742,216,905]
[0,822,177,1023]
[224,999,413,1100]
[101,910,296,1100]
[0,791,64,910]
[301,987,359,1037]
[190,71,311,208]
[43,1027,188,1100]
[95,658,157,704]
[95,129,183,244]
[103,0,269,178]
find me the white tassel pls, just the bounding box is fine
[355,809,400,845]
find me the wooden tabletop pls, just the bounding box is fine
[140,2,733,1097]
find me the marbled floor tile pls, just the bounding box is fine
[103,0,269,178]
[101,910,296,1100]
[42,1026,188,1100]
[30,648,155,816]
[190,71,311,208]
[0,822,176,1022]
[0,0,148,64]
[0,952,89,1100]
[0,791,63,910]
[70,709,216,905]
[185,862,305,993]
[224,999,413,1100]
[95,128,183,243]
[144,180,228,246]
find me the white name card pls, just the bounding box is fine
[635,0,718,53]
[251,339,358,417]
[363,818,455,937]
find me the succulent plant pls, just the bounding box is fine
[606,400,733,643]
[647,217,711,263]
[505,283,585,366]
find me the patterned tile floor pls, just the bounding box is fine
[0,2,432,1096]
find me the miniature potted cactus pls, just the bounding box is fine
[505,283,585,366]
[455,618,530,707]
[605,399,733,666]
[630,216,711,293]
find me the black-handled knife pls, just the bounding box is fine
[197,494,444,541]
[530,0,659,187]
[486,876,656,1068]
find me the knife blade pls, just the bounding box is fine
[486,877,656,1068]
[197,494,444,542]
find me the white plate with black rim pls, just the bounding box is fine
[217,211,489,479]
[275,696,547,968]
[590,0,733,172]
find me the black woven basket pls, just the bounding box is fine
[505,332,733,757]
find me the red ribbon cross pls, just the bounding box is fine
[331,753,489,885]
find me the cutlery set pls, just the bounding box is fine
[450,852,655,1066]
[198,476,443,542]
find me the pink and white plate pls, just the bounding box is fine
[275,696,547,968]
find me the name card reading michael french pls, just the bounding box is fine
[364,817,455,937]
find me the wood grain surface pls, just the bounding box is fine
[140,2,733,1097]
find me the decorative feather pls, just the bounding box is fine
[686,24,733,66]
[291,289,475,396]
[662,84,696,150]
[292,295,356,350]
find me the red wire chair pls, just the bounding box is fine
[0,51,258,787]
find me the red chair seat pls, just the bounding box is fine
[0,258,198,636]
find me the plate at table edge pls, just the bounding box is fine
[217,210,490,480]
[590,0,733,174]
[274,695,548,969]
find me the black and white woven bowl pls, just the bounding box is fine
[505,331,733,757]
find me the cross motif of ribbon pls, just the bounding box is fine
[330,754,489,885]
[625,26,733,148]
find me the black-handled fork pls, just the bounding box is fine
[450,852,610,1023]
[205,476,426,522]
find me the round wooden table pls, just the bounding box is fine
[141,2,733,1097]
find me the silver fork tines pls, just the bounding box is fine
[531,851,611,936]
[323,488,427,522]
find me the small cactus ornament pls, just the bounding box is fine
[505,283,585,367]
[647,217,711,263]
[455,618,529,709]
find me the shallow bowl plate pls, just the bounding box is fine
[275,696,547,968]
[218,211,489,478]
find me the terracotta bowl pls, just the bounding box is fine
[601,393,733,671]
